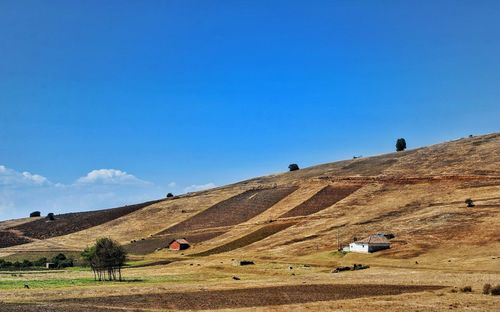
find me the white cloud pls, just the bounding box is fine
[0,165,51,186]
[76,169,149,185]
[167,182,177,188]
[0,165,163,220]
[183,182,216,193]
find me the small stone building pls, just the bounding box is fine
[168,238,190,251]
[45,262,56,269]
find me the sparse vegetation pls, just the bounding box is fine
[81,237,127,281]
[396,138,407,152]
[491,285,500,296]
[482,283,491,295]
[0,254,72,270]
[166,193,174,198]
[47,213,55,220]
[288,163,299,171]
[460,286,472,293]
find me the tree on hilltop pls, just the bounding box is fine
[288,164,300,171]
[396,138,407,152]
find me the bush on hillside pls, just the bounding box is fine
[30,211,41,217]
[288,164,300,171]
[460,286,472,293]
[465,198,475,208]
[483,283,491,295]
[47,213,55,221]
[166,193,174,198]
[491,285,500,296]
[396,138,407,152]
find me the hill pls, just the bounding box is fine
[1,133,499,311]
[1,133,498,269]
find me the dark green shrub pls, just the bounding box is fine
[465,198,475,207]
[396,138,407,152]
[288,164,299,171]
[166,193,174,198]
[491,285,500,296]
[33,257,47,267]
[47,213,55,220]
[460,286,472,293]
[21,260,33,268]
[30,211,41,217]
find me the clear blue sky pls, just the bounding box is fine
[1,1,499,220]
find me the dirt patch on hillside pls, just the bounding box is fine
[0,231,33,248]
[281,185,359,218]
[193,222,297,256]
[11,200,162,241]
[158,187,298,235]
[54,284,443,310]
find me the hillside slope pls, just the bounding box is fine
[1,133,499,271]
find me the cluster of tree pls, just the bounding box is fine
[81,237,127,281]
[50,253,74,268]
[0,253,73,270]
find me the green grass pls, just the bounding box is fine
[0,271,229,290]
[0,277,100,289]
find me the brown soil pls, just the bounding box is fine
[54,284,443,310]
[158,187,298,235]
[10,200,162,241]
[281,185,360,218]
[0,231,32,248]
[0,303,115,312]
[193,221,297,256]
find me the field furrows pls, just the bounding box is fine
[125,231,226,255]
[11,200,162,241]
[193,221,297,256]
[157,187,298,235]
[280,185,360,218]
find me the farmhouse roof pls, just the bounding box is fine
[355,234,390,245]
[171,238,190,245]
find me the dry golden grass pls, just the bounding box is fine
[1,132,499,311]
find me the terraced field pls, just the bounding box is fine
[125,231,226,255]
[0,231,32,248]
[158,187,298,235]
[280,185,360,218]
[8,200,162,242]
[193,221,297,256]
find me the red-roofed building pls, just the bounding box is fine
[169,238,190,251]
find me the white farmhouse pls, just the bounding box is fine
[346,234,391,253]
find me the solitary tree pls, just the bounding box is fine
[396,138,407,152]
[465,198,475,208]
[166,193,174,198]
[288,164,300,171]
[47,213,55,220]
[81,237,127,281]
